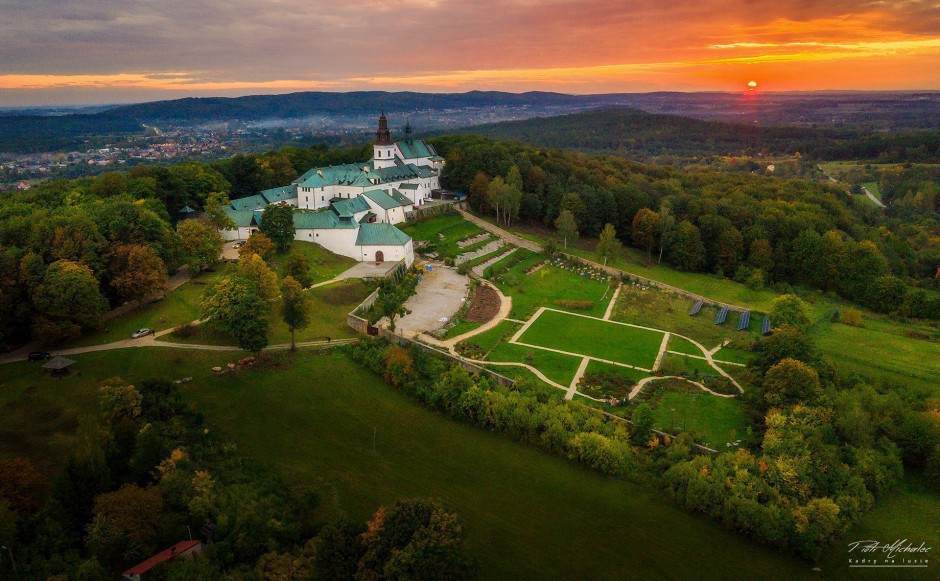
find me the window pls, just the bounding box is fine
[321,196,324,202]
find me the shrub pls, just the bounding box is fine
[839,308,863,326]
[553,299,593,310]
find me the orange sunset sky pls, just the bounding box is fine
[1,0,938,105]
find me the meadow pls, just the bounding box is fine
[0,349,816,579]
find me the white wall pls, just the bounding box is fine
[294,228,360,260]
[359,239,414,267]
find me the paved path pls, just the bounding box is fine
[602,283,622,320]
[652,332,671,372]
[456,209,542,252]
[628,375,737,400]
[862,186,887,208]
[472,247,516,277]
[567,357,591,400]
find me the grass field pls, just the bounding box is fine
[612,284,760,351]
[486,341,583,385]
[68,267,226,347]
[491,261,611,319]
[518,309,664,370]
[398,212,485,259]
[161,279,371,347]
[651,391,749,449]
[815,317,940,396]
[463,320,519,353]
[270,241,357,284]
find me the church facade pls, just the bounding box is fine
[221,115,444,267]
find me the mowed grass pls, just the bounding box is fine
[463,320,519,353]
[399,212,485,259]
[612,284,760,351]
[493,262,611,319]
[518,310,664,370]
[160,280,371,347]
[68,266,227,347]
[175,351,814,580]
[486,341,583,385]
[651,391,749,450]
[585,359,650,383]
[814,317,940,396]
[271,241,357,285]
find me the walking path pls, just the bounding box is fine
[456,209,542,252]
[567,357,591,400]
[628,376,737,400]
[472,247,516,277]
[652,332,671,372]
[417,281,512,350]
[603,283,621,320]
[862,186,887,208]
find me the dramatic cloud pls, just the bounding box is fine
[1,0,938,104]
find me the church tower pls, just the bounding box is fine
[373,112,397,169]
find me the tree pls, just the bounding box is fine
[202,276,270,352]
[761,358,822,407]
[595,223,622,266]
[32,259,107,342]
[668,221,705,271]
[239,232,275,262]
[98,378,143,422]
[631,404,654,445]
[486,176,506,224]
[283,251,313,288]
[314,521,365,580]
[177,218,221,272]
[748,238,774,273]
[770,294,813,333]
[259,203,295,253]
[864,275,906,313]
[751,324,817,373]
[280,276,310,351]
[86,484,163,566]
[0,457,46,513]
[554,210,578,249]
[109,244,168,303]
[203,191,235,231]
[716,226,744,276]
[631,208,661,264]
[237,253,279,304]
[467,171,491,214]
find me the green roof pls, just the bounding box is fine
[331,196,371,217]
[388,188,413,206]
[397,138,437,160]
[295,163,375,189]
[261,185,297,204]
[292,209,357,230]
[230,194,267,212]
[363,189,400,210]
[359,211,376,224]
[179,205,196,214]
[397,183,418,190]
[356,223,412,246]
[224,208,257,228]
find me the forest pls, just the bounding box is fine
[431,134,940,318]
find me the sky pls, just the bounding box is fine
[1,0,939,106]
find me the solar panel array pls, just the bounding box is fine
[715,306,729,325]
[762,317,771,335]
[737,310,751,331]
[689,300,703,316]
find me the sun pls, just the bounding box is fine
[747,80,758,91]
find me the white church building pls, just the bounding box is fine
[222,115,444,267]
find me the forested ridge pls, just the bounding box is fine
[459,108,940,163]
[433,134,940,317]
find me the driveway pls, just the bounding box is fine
[391,265,470,338]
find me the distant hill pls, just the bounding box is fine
[456,107,940,163]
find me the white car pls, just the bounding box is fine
[232,240,246,248]
[132,328,153,338]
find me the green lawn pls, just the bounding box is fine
[486,341,583,385]
[585,359,651,383]
[651,391,750,450]
[815,317,940,396]
[68,266,228,347]
[612,284,760,351]
[271,241,357,284]
[399,212,485,259]
[518,309,664,370]
[161,280,371,347]
[861,181,882,201]
[660,352,715,377]
[493,263,612,319]
[667,334,705,356]
[462,320,519,352]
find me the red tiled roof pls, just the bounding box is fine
[124,540,201,575]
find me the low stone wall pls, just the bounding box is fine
[406,201,457,222]
[560,253,747,313]
[347,287,380,334]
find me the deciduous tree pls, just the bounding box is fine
[32,259,107,342]
[239,232,275,262]
[280,276,310,351]
[283,251,313,288]
[668,221,705,271]
[109,244,168,303]
[177,218,221,272]
[770,294,813,333]
[595,223,622,266]
[259,203,295,253]
[554,209,578,249]
[631,208,660,263]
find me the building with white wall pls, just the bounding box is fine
[220,114,440,268]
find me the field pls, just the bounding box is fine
[270,240,357,284]
[490,259,611,319]
[651,390,749,449]
[398,211,485,259]
[517,309,664,371]
[0,349,815,579]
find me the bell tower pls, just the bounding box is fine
[373,112,396,168]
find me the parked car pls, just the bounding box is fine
[232,240,246,248]
[27,351,51,361]
[132,328,153,339]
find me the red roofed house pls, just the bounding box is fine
[122,540,203,580]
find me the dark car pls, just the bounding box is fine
[27,351,51,361]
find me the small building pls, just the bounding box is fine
[122,540,203,581]
[42,355,76,377]
[178,205,197,220]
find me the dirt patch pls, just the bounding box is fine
[464,284,501,323]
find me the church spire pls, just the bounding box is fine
[375,112,393,145]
